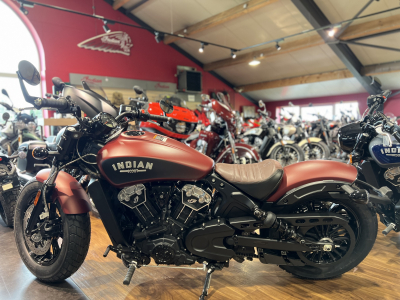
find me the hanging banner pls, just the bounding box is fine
[77,31,133,56]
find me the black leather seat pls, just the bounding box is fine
[215,159,283,201]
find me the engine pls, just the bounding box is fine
[117,182,212,265]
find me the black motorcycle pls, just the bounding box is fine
[338,90,400,235]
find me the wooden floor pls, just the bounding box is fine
[71,215,400,300]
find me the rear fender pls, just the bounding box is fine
[215,142,261,163]
[36,169,91,214]
[267,160,358,203]
[266,140,295,157]
[297,137,323,147]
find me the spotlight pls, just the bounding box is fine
[155,32,160,43]
[328,28,335,37]
[276,42,281,51]
[103,20,111,33]
[249,57,260,66]
[199,42,205,53]
[19,4,28,15]
[231,49,237,59]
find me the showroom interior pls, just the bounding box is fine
[1,0,400,299]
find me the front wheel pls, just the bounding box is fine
[301,141,330,160]
[279,197,377,279]
[14,180,91,282]
[269,143,305,166]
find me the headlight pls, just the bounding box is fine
[15,120,27,131]
[176,122,186,133]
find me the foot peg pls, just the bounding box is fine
[103,245,111,257]
[123,262,137,285]
[382,223,396,236]
[341,185,369,204]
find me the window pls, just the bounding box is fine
[301,105,333,121]
[334,102,359,120]
[278,106,300,121]
[0,1,42,113]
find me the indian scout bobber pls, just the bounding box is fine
[15,61,379,300]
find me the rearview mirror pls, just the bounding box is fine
[308,103,313,107]
[258,100,265,108]
[133,85,144,95]
[160,98,174,114]
[18,60,40,86]
[1,89,9,98]
[288,101,294,107]
[2,112,10,122]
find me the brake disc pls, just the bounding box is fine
[23,204,51,255]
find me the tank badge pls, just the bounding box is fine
[111,161,153,173]
[154,135,168,142]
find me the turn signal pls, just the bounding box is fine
[349,154,353,164]
[34,190,41,206]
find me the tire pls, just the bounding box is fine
[0,188,19,227]
[269,143,305,166]
[14,180,91,282]
[279,197,378,279]
[301,141,330,160]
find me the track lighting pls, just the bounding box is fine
[199,42,205,53]
[103,20,115,33]
[276,42,281,51]
[249,57,260,66]
[155,31,160,43]
[231,49,237,59]
[328,28,335,37]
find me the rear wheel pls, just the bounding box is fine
[301,141,330,160]
[279,198,377,279]
[0,189,19,227]
[269,144,305,166]
[14,180,91,282]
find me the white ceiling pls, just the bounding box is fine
[116,0,400,101]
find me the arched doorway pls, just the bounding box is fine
[0,0,45,118]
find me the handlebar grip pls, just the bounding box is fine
[382,90,392,98]
[148,114,171,123]
[36,98,69,110]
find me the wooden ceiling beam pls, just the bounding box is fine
[204,13,400,71]
[236,70,354,92]
[163,0,279,45]
[113,0,130,10]
[237,60,400,92]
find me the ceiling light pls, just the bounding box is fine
[231,49,237,59]
[249,57,260,66]
[276,42,281,51]
[199,42,205,53]
[155,31,160,43]
[19,4,28,15]
[103,20,111,33]
[328,28,335,37]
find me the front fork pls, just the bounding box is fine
[226,130,238,164]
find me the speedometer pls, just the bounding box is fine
[92,112,118,136]
[101,113,118,128]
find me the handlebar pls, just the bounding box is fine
[116,110,172,123]
[34,97,69,110]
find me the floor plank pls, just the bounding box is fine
[71,215,400,300]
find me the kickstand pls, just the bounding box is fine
[199,265,216,300]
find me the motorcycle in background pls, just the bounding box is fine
[338,90,400,236]
[242,100,304,166]
[0,89,42,155]
[189,93,260,164]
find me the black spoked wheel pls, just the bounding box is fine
[270,144,305,166]
[302,142,330,160]
[279,198,377,279]
[15,180,91,282]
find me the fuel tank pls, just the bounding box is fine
[97,131,214,188]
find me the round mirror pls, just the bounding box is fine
[160,98,174,114]
[133,85,144,95]
[258,100,265,108]
[1,89,9,98]
[18,60,40,86]
[2,112,10,122]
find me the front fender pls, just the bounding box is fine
[215,142,261,163]
[266,140,295,157]
[36,169,91,214]
[297,137,323,147]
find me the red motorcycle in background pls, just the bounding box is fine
[189,94,260,164]
[139,96,198,141]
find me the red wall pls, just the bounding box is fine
[6,0,254,111]
[265,91,400,119]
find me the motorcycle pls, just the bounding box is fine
[242,100,304,166]
[14,60,379,299]
[190,94,260,164]
[0,153,20,227]
[0,89,42,155]
[338,90,400,236]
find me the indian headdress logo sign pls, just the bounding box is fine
[77,31,133,56]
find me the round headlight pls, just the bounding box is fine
[176,122,186,134]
